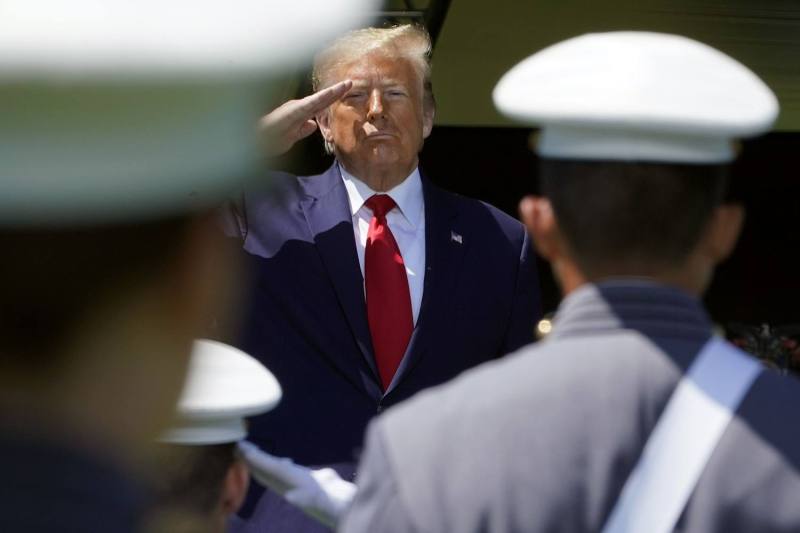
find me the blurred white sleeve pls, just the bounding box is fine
[238,440,357,529]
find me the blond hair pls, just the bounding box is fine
[313,25,435,153]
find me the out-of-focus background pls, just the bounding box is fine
[273,0,800,368]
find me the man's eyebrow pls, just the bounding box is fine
[343,77,410,89]
[381,80,409,89]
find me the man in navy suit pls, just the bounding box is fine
[229,24,540,532]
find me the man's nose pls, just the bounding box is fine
[367,90,384,118]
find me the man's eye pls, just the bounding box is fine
[345,92,366,99]
[387,90,407,97]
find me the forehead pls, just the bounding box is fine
[334,52,420,86]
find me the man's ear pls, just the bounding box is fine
[219,459,250,517]
[519,195,563,263]
[422,103,434,139]
[701,203,745,264]
[316,109,333,144]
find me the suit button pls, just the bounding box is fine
[376,404,383,414]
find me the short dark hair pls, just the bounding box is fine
[0,216,192,368]
[149,442,238,516]
[540,159,729,275]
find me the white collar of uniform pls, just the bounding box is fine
[339,163,423,230]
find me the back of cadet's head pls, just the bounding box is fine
[147,442,241,533]
[494,31,777,276]
[0,218,191,369]
[539,160,729,274]
[147,340,281,532]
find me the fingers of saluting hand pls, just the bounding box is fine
[292,79,353,119]
[258,80,352,157]
[266,79,352,127]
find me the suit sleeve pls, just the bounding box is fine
[339,423,419,533]
[501,228,541,354]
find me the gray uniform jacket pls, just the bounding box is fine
[340,281,800,533]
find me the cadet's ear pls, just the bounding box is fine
[219,459,250,517]
[702,203,745,264]
[519,196,563,262]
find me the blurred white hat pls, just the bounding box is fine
[0,0,376,226]
[159,339,282,445]
[493,31,778,164]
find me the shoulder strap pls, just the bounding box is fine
[601,337,762,533]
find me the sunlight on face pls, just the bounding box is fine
[323,52,433,177]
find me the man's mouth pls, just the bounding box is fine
[365,131,394,139]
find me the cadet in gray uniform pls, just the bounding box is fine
[339,32,800,533]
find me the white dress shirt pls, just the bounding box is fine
[340,164,425,326]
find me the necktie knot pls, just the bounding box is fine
[365,194,396,219]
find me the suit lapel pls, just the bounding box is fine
[299,165,382,399]
[386,174,466,394]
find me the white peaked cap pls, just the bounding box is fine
[159,339,282,445]
[493,32,779,164]
[0,0,376,226]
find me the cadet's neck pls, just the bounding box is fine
[555,259,709,298]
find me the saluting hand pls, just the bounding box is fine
[258,80,352,157]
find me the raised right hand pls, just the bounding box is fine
[258,80,352,157]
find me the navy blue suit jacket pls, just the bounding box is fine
[227,163,540,532]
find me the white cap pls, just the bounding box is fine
[493,32,778,164]
[0,0,376,226]
[159,339,282,445]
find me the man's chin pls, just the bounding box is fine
[338,146,417,175]
[364,147,404,165]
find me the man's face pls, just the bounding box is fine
[318,52,434,177]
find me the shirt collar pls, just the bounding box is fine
[339,163,424,229]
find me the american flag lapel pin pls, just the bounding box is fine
[450,230,463,244]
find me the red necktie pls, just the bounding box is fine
[364,194,413,390]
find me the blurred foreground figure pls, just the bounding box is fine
[147,340,281,533]
[0,0,373,531]
[339,32,800,533]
